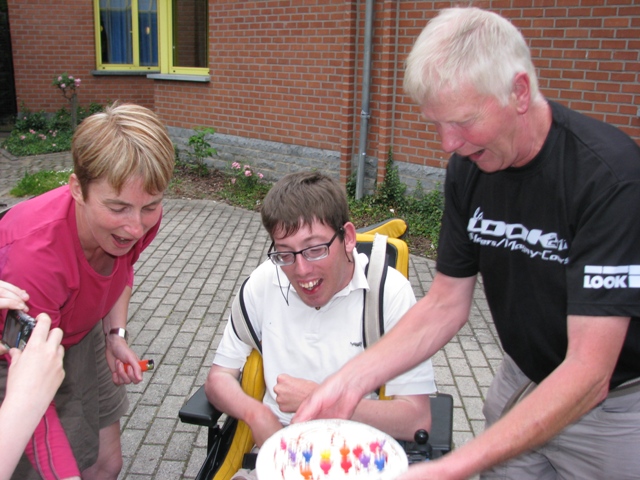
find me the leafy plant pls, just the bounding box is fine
[375,147,407,211]
[347,148,444,257]
[14,106,48,132]
[2,103,104,157]
[53,73,81,129]
[220,162,270,210]
[187,126,217,176]
[10,169,72,197]
[2,128,73,156]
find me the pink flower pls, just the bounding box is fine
[74,79,81,87]
[29,129,35,134]
[58,76,62,81]
[52,143,56,147]
[231,178,236,184]
[244,170,252,177]
[243,165,251,170]
[20,135,25,140]
[258,173,264,179]
[69,75,74,80]
[232,162,241,170]
[60,83,66,89]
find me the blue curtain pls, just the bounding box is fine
[100,0,132,64]
[139,0,158,66]
[100,0,158,66]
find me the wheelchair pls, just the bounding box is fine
[179,219,454,480]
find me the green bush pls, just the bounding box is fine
[220,161,270,210]
[187,126,217,176]
[2,103,105,157]
[2,128,73,156]
[14,108,48,132]
[347,149,444,256]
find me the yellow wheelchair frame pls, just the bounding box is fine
[178,219,453,480]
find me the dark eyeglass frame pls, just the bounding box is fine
[267,229,342,266]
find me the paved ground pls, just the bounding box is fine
[0,148,503,479]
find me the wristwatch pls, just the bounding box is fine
[107,327,128,341]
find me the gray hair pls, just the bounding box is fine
[403,7,539,107]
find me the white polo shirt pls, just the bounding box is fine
[213,249,437,425]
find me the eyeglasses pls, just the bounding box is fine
[267,229,342,266]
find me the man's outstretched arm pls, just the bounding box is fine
[293,273,477,424]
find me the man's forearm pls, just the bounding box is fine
[340,279,473,399]
[350,394,431,441]
[416,315,630,480]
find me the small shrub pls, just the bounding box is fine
[347,149,444,257]
[53,73,81,129]
[2,128,73,156]
[221,162,270,210]
[375,148,407,211]
[14,107,48,132]
[2,103,105,157]
[187,126,217,176]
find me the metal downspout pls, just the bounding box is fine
[355,0,374,200]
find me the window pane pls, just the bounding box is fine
[172,0,207,68]
[138,0,158,66]
[100,0,133,64]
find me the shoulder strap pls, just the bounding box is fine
[230,277,262,354]
[231,233,389,354]
[362,233,388,348]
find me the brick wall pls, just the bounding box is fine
[7,0,154,112]
[8,0,639,188]
[155,1,355,159]
[373,0,640,185]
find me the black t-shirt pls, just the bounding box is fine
[437,101,640,388]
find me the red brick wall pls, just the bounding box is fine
[7,0,154,112]
[8,0,639,184]
[373,0,640,182]
[155,0,355,158]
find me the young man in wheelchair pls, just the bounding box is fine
[205,171,436,479]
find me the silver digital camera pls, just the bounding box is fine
[2,310,37,350]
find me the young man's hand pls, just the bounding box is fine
[274,374,318,413]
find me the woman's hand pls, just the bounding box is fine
[105,333,143,385]
[4,313,65,420]
[0,280,29,312]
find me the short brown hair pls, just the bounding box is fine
[261,171,349,239]
[72,103,175,198]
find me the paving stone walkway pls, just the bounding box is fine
[0,149,502,479]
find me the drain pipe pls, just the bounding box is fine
[355,0,375,200]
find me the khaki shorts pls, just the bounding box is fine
[481,354,640,480]
[0,321,128,478]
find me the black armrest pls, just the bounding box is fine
[429,393,454,458]
[179,385,224,428]
[178,387,454,459]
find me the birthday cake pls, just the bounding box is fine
[256,419,408,480]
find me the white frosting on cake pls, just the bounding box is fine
[256,419,408,480]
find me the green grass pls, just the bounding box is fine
[10,169,72,197]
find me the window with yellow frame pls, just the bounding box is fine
[94,0,209,77]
